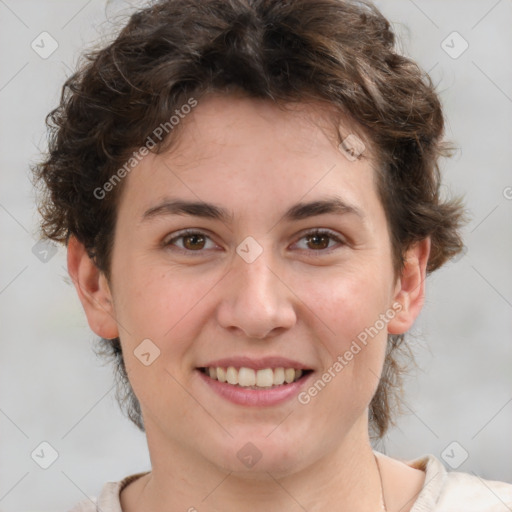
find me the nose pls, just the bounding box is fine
[216,247,297,340]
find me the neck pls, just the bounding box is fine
[122,415,385,512]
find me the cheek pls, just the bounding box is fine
[110,259,229,401]
[113,259,211,339]
[298,262,391,405]
[303,262,393,347]
[115,263,209,419]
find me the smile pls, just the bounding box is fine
[196,365,313,406]
[198,366,311,389]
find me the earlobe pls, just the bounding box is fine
[387,238,431,335]
[67,236,119,339]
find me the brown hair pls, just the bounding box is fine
[32,0,466,438]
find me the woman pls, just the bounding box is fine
[33,0,512,510]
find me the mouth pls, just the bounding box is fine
[197,366,313,390]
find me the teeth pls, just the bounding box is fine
[217,367,226,383]
[284,368,295,383]
[273,367,285,385]
[226,366,238,385]
[203,366,306,388]
[256,368,274,387]
[238,367,256,387]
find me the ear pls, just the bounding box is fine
[387,238,431,335]
[67,235,119,339]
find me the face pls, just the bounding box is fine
[73,93,427,477]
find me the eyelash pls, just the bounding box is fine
[163,228,346,256]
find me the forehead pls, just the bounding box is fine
[117,93,380,224]
[162,93,369,167]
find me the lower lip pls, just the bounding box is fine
[196,369,312,406]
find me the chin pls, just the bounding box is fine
[206,432,314,478]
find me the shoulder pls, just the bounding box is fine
[436,468,512,511]
[67,472,149,512]
[407,453,512,512]
[68,497,98,512]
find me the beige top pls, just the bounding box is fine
[69,452,512,511]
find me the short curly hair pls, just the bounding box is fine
[32,0,466,438]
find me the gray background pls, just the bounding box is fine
[0,0,511,510]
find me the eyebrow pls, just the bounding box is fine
[140,196,364,224]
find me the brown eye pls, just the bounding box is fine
[305,232,331,250]
[164,230,217,253]
[294,229,345,253]
[182,233,206,250]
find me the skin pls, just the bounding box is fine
[68,93,429,511]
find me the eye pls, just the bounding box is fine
[163,229,218,253]
[163,228,346,255]
[293,229,345,253]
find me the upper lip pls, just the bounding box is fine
[198,356,313,371]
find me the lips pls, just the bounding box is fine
[195,356,313,402]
